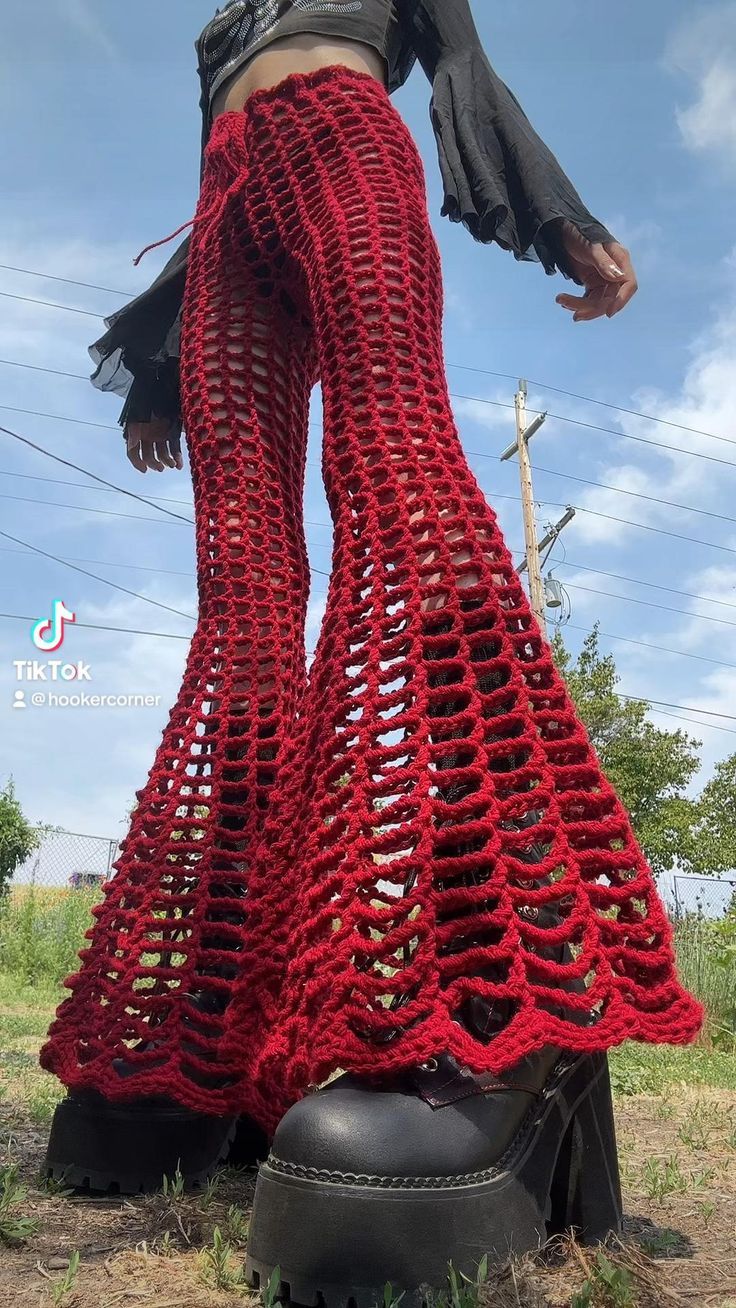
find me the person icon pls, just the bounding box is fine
[13,690,26,710]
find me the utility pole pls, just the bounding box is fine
[500,380,548,632]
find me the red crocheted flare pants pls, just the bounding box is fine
[40,65,703,1134]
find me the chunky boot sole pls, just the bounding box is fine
[245,1053,622,1307]
[44,1092,268,1195]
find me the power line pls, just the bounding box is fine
[563,506,736,557]
[0,545,192,577]
[0,491,189,526]
[566,623,736,672]
[543,408,736,466]
[449,363,730,447]
[644,707,736,738]
[0,612,190,641]
[0,536,328,583]
[2,603,736,728]
[0,357,88,382]
[4,400,736,559]
[548,560,736,615]
[0,264,134,297]
[0,263,728,446]
[9,400,731,555]
[0,467,194,504]
[530,464,736,530]
[0,531,195,621]
[493,488,736,559]
[0,425,193,522]
[564,581,736,630]
[0,291,101,318]
[615,694,736,722]
[0,468,336,543]
[0,404,119,432]
[4,342,736,477]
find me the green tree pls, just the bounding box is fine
[0,777,41,896]
[551,626,702,876]
[684,753,736,877]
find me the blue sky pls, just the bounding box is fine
[2,0,736,853]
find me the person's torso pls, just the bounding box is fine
[210,33,389,119]
[195,0,419,134]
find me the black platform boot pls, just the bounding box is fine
[244,905,622,1304]
[44,880,269,1194]
[245,1045,622,1306]
[43,1008,269,1194]
[245,608,622,1301]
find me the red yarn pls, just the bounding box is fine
[40,66,703,1136]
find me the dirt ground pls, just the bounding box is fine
[0,1085,734,1308]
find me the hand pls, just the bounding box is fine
[125,420,184,473]
[552,219,638,321]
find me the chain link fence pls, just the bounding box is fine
[670,873,736,920]
[11,826,121,891]
[8,828,736,922]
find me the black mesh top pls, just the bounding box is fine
[89,0,617,441]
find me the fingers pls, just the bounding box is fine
[555,238,638,322]
[556,282,618,322]
[125,422,184,472]
[169,434,184,471]
[154,438,178,470]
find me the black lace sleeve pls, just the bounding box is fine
[88,235,190,438]
[408,0,617,282]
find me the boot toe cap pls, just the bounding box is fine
[269,1074,535,1181]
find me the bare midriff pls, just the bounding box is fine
[211,32,389,120]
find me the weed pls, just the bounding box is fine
[262,1263,282,1308]
[28,1080,65,1125]
[637,1228,682,1257]
[199,1168,224,1210]
[677,1119,710,1150]
[225,1203,249,1244]
[571,1250,636,1308]
[0,1163,39,1245]
[689,1167,716,1189]
[51,1251,80,1306]
[155,1230,176,1258]
[202,1226,247,1293]
[640,1156,688,1202]
[38,1173,74,1199]
[161,1163,185,1200]
[699,1200,716,1226]
[446,1254,489,1308]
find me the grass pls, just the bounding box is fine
[673,912,736,1049]
[0,888,734,1304]
[608,1040,736,1096]
[0,885,101,990]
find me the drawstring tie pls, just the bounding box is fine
[132,175,244,266]
[133,215,200,267]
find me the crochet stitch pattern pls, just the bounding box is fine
[40,66,703,1133]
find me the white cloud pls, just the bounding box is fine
[664,2,736,172]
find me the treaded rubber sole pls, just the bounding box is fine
[44,1094,268,1195]
[244,1053,622,1307]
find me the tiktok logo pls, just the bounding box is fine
[31,600,76,653]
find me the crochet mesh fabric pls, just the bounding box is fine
[40,66,703,1134]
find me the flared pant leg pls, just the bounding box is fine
[40,139,319,1115]
[42,63,702,1135]
[207,66,703,1132]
